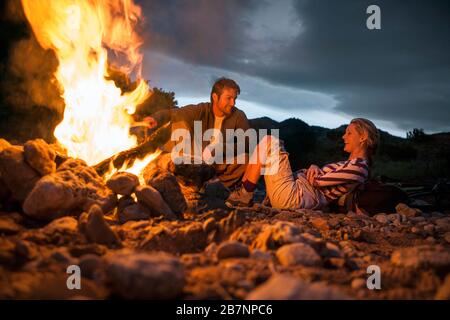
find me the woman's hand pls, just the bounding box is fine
[306,164,322,185]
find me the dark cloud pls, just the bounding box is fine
[137,0,261,68]
[137,0,450,133]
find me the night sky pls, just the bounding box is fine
[135,0,450,137]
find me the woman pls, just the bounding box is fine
[225,118,379,210]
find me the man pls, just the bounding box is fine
[142,77,250,189]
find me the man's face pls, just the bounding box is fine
[212,87,237,117]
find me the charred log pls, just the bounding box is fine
[93,122,171,176]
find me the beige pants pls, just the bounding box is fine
[262,137,327,210]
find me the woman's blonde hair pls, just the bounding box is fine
[350,118,380,166]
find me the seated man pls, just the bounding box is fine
[142,77,250,189]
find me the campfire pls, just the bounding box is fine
[21,0,151,166]
[0,0,219,222]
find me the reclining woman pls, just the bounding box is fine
[226,118,379,210]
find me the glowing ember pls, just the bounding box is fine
[21,0,152,167]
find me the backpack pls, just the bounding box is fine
[337,180,409,215]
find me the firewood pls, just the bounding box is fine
[93,122,171,176]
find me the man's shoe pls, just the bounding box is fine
[225,185,254,207]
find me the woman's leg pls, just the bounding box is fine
[227,135,302,209]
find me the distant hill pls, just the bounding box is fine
[249,117,450,182]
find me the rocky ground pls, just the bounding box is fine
[1,138,450,300]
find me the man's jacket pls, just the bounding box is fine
[153,102,250,155]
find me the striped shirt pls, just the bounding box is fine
[313,158,370,201]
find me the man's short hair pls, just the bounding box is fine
[210,77,240,103]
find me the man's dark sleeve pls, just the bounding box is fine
[152,104,204,126]
[237,110,251,131]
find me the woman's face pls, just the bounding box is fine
[342,123,366,153]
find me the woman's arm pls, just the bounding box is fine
[314,159,369,187]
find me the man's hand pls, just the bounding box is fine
[306,164,322,185]
[131,116,158,130]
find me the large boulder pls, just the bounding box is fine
[246,274,349,300]
[105,249,185,299]
[23,139,56,176]
[23,159,116,220]
[0,146,41,202]
[78,205,120,246]
[391,245,450,271]
[106,172,139,196]
[143,165,187,214]
[135,185,176,219]
[276,243,322,267]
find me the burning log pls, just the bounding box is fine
[93,122,171,176]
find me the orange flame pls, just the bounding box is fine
[21,0,152,167]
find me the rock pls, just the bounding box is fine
[326,257,346,268]
[352,229,377,244]
[310,217,329,231]
[105,249,185,299]
[135,185,176,219]
[435,274,450,300]
[374,214,388,224]
[395,203,420,217]
[252,221,303,251]
[173,163,216,192]
[0,270,107,299]
[106,172,139,196]
[0,217,21,235]
[79,254,105,281]
[203,179,230,199]
[23,159,117,220]
[219,210,246,237]
[42,216,78,234]
[425,236,436,244]
[271,221,304,244]
[299,232,323,250]
[323,242,343,258]
[391,245,450,270]
[0,238,17,267]
[142,166,187,214]
[23,139,56,176]
[0,138,11,151]
[351,278,366,290]
[217,241,250,260]
[387,213,401,223]
[0,146,41,202]
[246,274,349,300]
[117,195,136,212]
[435,218,450,232]
[410,227,421,234]
[328,217,340,228]
[444,232,450,244]
[118,203,151,223]
[423,224,435,234]
[79,205,120,246]
[202,217,216,233]
[250,249,272,260]
[276,243,321,267]
[0,174,11,203]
